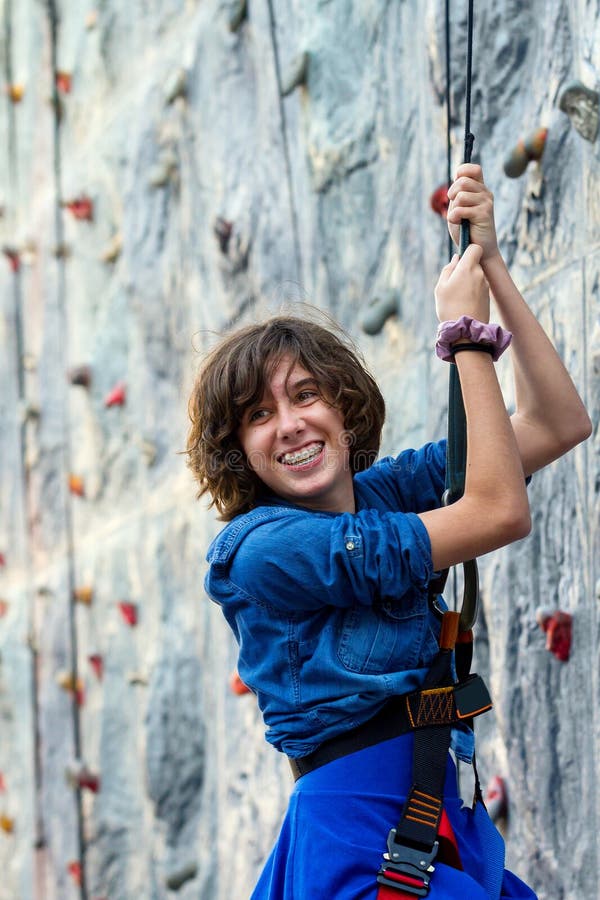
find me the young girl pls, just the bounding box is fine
[186,165,590,899]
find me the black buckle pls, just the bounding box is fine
[377,828,438,897]
[454,674,492,719]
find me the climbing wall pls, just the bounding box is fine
[0,1,598,898]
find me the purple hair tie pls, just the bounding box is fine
[435,315,512,362]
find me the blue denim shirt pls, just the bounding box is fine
[206,441,450,757]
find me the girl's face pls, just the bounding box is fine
[237,355,355,514]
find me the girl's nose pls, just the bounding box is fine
[276,406,304,439]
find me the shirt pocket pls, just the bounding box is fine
[337,601,426,674]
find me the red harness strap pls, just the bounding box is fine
[376,808,462,899]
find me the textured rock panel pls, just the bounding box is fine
[0,1,598,899]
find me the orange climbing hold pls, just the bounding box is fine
[68,474,85,497]
[0,815,14,834]
[88,654,103,680]
[523,127,548,161]
[118,602,138,626]
[56,671,85,705]
[73,586,93,605]
[104,382,126,407]
[0,600,9,618]
[536,607,572,662]
[230,669,252,695]
[63,195,94,221]
[2,247,20,272]
[430,183,450,218]
[55,71,72,93]
[68,861,82,885]
[7,84,24,103]
[503,127,548,178]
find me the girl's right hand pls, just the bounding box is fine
[434,243,490,323]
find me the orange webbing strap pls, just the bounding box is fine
[439,611,460,650]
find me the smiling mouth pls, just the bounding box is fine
[278,442,324,467]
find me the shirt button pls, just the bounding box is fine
[345,540,355,551]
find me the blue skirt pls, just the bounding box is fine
[251,733,537,900]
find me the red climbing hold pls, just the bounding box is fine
[2,247,20,272]
[68,474,85,497]
[430,183,450,218]
[0,772,6,792]
[66,762,100,794]
[0,553,5,567]
[68,365,92,388]
[104,382,126,408]
[118,602,138,626]
[63,195,94,221]
[484,775,508,823]
[536,607,572,662]
[88,654,103,680]
[0,600,9,618]
[79,771,100,793]
[230,669,252,695]
[55,71,72,94]
[68,861,82,885]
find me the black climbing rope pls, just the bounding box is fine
[459,0,475,256]
[443,0,480,637]
[444,0,453,261]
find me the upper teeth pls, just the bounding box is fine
[281,443,323,465]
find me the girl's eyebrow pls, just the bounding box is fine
[287,376,318,390]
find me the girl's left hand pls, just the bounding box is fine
[447,164,499,263]
[434,243,490,324]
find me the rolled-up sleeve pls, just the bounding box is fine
[355,440,446,513]
[227,508,434,613]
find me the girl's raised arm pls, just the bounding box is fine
[447,163,592,476]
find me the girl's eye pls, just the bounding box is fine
[297,389,318,403]
[248,408,269,423]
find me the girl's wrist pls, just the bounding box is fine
[436,315,512,362]
[480,247,502,269]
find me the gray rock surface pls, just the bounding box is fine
[0,1,598,897]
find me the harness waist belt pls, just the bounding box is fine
[288,674,491,781]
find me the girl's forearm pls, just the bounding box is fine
[419,350,530,571]
[481,251,591,457]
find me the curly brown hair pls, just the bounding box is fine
[186,315,386,520]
